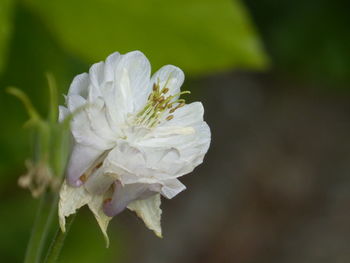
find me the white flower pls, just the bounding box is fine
[58,51,211,246]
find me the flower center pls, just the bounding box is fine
[134,79,190,128]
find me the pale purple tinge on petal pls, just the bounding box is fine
[103,181,160,217]
[150,65,184,99]
[66,143,104,187]
[127,194,162,237]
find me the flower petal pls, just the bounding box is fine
[67,94,86,113]
[66,143,105,187]
[68,73,89,99]
[131,102,211,184]
[59,180,92,232]
[101,51,152,120]
[103,181,159,217]
[70,106,113,149]
[127,194,162,238]
[162,101,204,127]
[58,106,69,122]
[85,97,117,142]
[89,61,105,89]
[161,179,186,199]
[104,52,121,82]
[88,191,112,247]
[115,51,151,112]
[84,169,115,195]
[150,65,184,98]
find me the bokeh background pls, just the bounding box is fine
[1,0,350,262]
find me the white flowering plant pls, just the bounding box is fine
[59,50,211,244]
[12,51,211,262]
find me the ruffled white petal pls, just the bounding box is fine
[70,107,113,149]
[133,102,211,180]
[127,194,162,237]
[162,102,204,127]
[150,65,184,98]
[85,97,117,142]
[104,52,121,82]
[68,73,89,98]
[89,61,105,89]
[67,94,86,113]
[114,51,151,112]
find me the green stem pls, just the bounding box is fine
[35,194,59,263]
[44,214,76,263]
[23,193,47,263]
[23,192,60,263]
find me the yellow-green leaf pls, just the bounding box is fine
[0,0,15,74]
[24,0,268,75]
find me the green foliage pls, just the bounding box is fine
[0,0,15,73]
[22,0,267,75]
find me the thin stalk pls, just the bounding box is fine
[23,193,48,263]
[35,193,60,263]
[44,214,76,263]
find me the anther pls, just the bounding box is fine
[161,87,169,94]
[177,102,185,108]
[166,115,174,121]
[152,83,158,91]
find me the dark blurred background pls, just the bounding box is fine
[1,0,350,262]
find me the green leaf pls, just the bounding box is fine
[0,0,15,74]
[24,0,268,75]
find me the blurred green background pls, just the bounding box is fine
[1,0,350,262]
